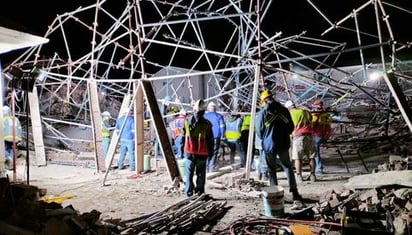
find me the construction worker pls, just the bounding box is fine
[285,100,316,183]
[183,99,213,197]
[254,106,269,181]
[240,105,252,167]
[224,111,245,166]
[101,111,112,158]
[311,99,332,174]
[255,90,305,209]
[115,110,135,171]
[203,101,225,172]
[3,105,22,171]
[155,95,174,158]
[170,108,187,159]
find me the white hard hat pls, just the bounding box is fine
[284,100,295,109]
[193,99,206,112]
[102,111,111,117]
[2,106,11,115]
[207,101,216,109]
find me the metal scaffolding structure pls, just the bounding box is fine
[3,0,412,153]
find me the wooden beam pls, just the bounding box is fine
[135,83,144,173]
[141,80,181,184]
[28,86,46,166]
[88,80,105,172]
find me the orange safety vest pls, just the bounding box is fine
[312,111,332,138]
[171,116,186,138]
[184,119,211,156]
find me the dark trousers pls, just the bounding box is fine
[207,138,221,172]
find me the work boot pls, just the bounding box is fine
[295,173,303,183]
[291,189,303,201]
[309,173,316,182]
[258,173,262,180]
[290,200,306,210]
[290,189,306,210]
[263,173,269,181]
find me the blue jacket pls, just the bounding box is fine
[115,115,135,140]
[256,100,294,152]
[203,111,225,138]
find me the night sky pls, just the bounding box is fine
[1,0,412,66]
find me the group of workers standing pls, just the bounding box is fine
[2,86,332,209]
[166,90,332,209]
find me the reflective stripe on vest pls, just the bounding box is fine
[3,116,22,142]
[240,115,251,132]
[184,120,209,156]
[171,117,185,138]
[225,118,241,140]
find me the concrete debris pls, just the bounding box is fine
[0,177,120,234]
[313,185,412,234]
[0,175,231,234]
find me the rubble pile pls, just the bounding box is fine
[0,177,230,234]
[0,177,120,235]
[313,170,412,234]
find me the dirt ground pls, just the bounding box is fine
[9,148,387,233]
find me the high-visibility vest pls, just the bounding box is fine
[290,108,312,136]
[3,115,22,142]
[225,117,242,141]
[102,118,111,138]
[171,115,186,138]
[312,111,332,138]
[184,119,210,156]
[241,114,251,132]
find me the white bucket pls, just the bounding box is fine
[262,186,285,217]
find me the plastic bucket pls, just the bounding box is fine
[177,159,186,177]
[144,154,151,171]
[262,186,285,217]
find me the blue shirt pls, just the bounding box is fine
[115,115,135,140]
[203,111,225,138]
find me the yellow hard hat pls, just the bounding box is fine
[260,90,272,101]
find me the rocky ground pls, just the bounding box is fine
[6,147,391,234]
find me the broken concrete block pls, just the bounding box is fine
[393,216,406,235]
[359,189,378,201]
[394,188,412,200]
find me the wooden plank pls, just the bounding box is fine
[141,80,181,184]
[87,80,105,172]
[28,86,46,166]
[0,75,5,173]
[135,84,144,173]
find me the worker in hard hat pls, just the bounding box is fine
[115,109,135,171]
[285,100,316,183]
[224,110,245,166]
[203,101,225,172]
[101,111,112,158]
[311,99,332,174]
[155,95,174,158]
[170,108,187,159]
[255,90,305,209]
[183,99,213,197]
[2,105,22,172]
[239,105,252,167]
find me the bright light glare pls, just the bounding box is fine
[369,71,382,80]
